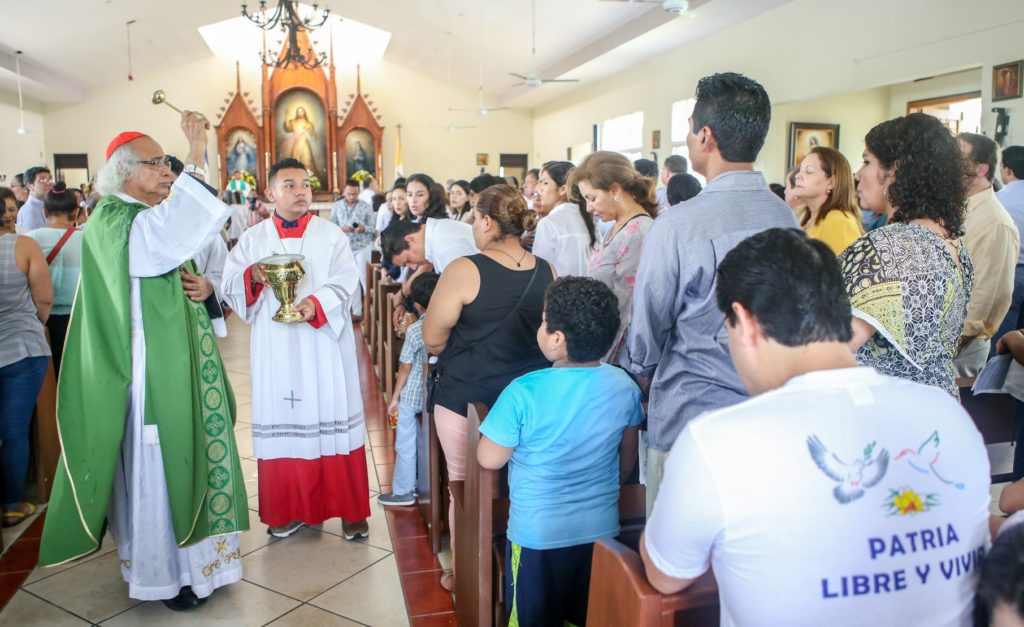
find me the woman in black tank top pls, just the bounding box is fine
[422,184,554,592]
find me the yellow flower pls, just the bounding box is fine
[891,489,925,515]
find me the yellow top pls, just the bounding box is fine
[806,209,863,256]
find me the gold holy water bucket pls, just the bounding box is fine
[259,254,306,323]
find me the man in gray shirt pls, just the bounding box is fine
[623,72,799,513]
[330,178,375,318]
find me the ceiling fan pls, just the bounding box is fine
[510,0,580,88]
[452,3,509,116]
[600,0,699,17]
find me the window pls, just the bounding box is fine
[600,111,644,162]
[670,98,705,185]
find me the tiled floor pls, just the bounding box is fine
[0,315,455,626]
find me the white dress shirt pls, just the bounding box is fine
[532,202,593,277]
[424,217,479,273]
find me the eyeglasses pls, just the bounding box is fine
[136,156,173,169]
[34,177,53,184]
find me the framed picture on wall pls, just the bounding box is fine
[993,60,1023,102]
[787,122,840,170]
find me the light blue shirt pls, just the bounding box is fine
[15,196,45,232]
[623,170,799,451]
[997,179,1024,264]
[480,364,643,549]
[27,227,83,315]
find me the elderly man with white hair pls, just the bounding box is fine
[38,111,249,611]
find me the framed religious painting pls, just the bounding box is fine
[344,128,377,178]
[274,88,330,185]
[787,122,840,170]
[993,60,1023,102]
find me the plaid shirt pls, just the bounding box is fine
[329,199,376,251]
[399,318,427,411]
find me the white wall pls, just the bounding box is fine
[888,68,982,118]
[760,87,892,183]
[0,89,47,185]
[533,0,1024,177]
[41,56,533,190]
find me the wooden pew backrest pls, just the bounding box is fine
[587,538,719,627]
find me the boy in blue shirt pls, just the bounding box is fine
[478,276,644,627]
[378,271,439,507]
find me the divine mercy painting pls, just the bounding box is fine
[274,89,328,182]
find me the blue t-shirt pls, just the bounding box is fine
[480,364,644,550]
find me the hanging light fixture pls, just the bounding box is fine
[240,1,331,69]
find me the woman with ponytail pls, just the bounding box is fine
[27,182,82,375]
[532,160,596,277]
[570,151,657,362]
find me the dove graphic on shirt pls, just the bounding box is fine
[807,436,890,504]
[894,430,965,489]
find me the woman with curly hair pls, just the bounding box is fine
[839,112,972,397]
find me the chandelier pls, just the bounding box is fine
[241,1,331,69]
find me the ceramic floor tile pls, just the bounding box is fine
[0,536,40,573]
[400,570,454,617]
[410,612,458,627]
[385,508,429,540]
[393,535,439,574]
[265,604,364,626]
[23,551,140,623]
[100,580,299,627]
[321,508,393,551]
[23,533,117,585]
[1,508,42,552]
[238,517,280,557]
[2,590,91,625]
[310,554,410,627]
[234,426,254,459]
[242,527,391,601]
[241,457,259,497]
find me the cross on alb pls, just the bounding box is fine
[284,390,302,409]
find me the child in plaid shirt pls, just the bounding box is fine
[378,272,439,506]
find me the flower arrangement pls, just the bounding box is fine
[350,169,373,184]
[238,170,257,190]
[307,170,322,191]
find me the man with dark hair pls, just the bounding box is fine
[633,158,658,179]
[10,172,28,206]
[478,276,643,627]
[469,172,501,208]
[641,228,990,626]
[15,166,53,232]
[665,173,702,206]
[330,178,375,317]
[624,72,799,513]
[996,145,1024,344]
[657,155,689,209]
[222,157,370,541]
[381,210,477,273]
[955,132,1019,375]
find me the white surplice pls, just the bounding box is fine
[221,216,365,461]
[106,174,242,601]
[193,235,229,337]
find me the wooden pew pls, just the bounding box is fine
[958,379,1016,483]
[417,406,450,554]
[364,262,380,348]
[453,402,504,627]
[587,539,720,627]
[382,289,405,404]
[377,282,400,382]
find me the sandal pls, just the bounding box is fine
[2,502,37,528]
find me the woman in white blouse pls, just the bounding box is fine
[532,161,596,276]
[571,151,658,362]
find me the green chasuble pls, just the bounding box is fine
[39,195,249,567]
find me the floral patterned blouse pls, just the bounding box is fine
[839,222,974,398]
[587,214,654,362]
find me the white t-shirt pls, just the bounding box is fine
[424,217,479,273]
[532,202,593,277]
[645,367,990,627]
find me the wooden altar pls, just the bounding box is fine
[214,27,385,200]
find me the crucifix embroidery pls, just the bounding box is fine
[284,390,301,409]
